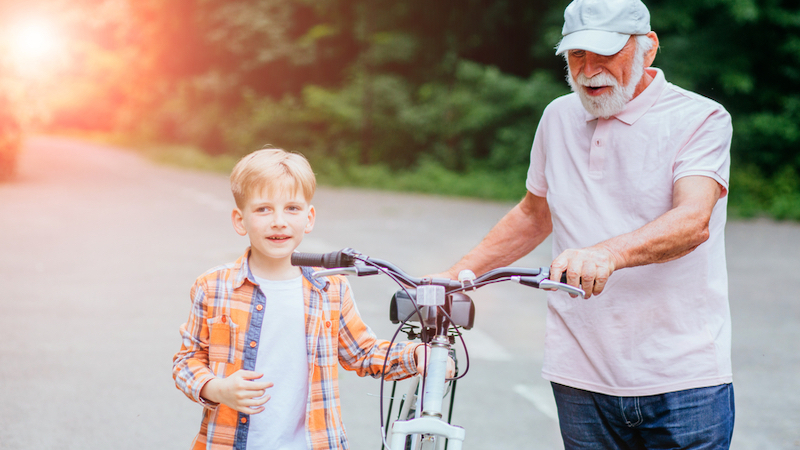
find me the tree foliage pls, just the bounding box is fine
[646,0,800,178]
[4,0,798,210]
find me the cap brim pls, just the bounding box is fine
[555,30,630,56]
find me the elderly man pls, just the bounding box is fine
[441,0,734,448]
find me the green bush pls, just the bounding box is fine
[728,164,800,221]
[733,104,800,177]
[141,59,566,175]
[312,156,527,200]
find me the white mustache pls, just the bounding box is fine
[576,72,618,88]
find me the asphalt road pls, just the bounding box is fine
[0,136,798,449]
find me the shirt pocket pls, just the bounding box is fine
[207,315,238,364]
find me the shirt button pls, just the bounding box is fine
[326,321,332,328]
[250,341,257,348]
[240,417,247,424]
[595,139,602,147]
[256,305,263,311]
[221,316,227,324]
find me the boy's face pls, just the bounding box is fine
[231,186,315,273]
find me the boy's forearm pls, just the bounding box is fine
[340,338,416,379]
[375,341,419,380]
[173,337,218,407]
[337,288,418,379]
[199,378,222,405]
[173,358,218,406]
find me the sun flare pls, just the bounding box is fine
[6,18,64,74]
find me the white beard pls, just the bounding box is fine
[567,57,645,119]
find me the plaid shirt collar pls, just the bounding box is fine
[233,248,328,291]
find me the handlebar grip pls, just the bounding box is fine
[291,252,328,267]
[291,249,356,268]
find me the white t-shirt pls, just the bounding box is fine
[526,68,733,397]
[246,275,309,450]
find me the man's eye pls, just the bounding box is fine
[571,50,585,57]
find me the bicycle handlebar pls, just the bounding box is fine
[291,248,586,297]
[290,249,357,269]
[291,248,586,446]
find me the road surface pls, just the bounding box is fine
[0,137,798,449]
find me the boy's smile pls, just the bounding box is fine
[232,187,315,279]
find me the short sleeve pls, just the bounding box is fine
[673,106,732,198]
[525,105,551,197]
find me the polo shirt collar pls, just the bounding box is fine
[613,68,665,125]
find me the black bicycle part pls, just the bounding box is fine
[290,248,358,268]
[390,289,475,331]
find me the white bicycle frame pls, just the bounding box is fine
[387,286,465,450]
[389,336,463,450]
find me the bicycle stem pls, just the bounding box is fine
[421,335,450,418]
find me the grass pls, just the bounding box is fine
[309,157,528,201]
[140,144,240,173]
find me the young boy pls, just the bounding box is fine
[173,148,431,450]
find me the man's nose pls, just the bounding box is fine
[582,53,603,78]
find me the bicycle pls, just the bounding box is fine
[291,248,584,450]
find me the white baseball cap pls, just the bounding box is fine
[555,0,651,56]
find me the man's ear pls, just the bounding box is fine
[644,32,659,67]
[232,208,248,236]
[305,205,316,234]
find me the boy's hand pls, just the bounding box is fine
[414,344,456,378]
[200,370,273,414]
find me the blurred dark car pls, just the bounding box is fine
[0,109,22,181]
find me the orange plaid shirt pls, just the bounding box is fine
[173,249,419,450]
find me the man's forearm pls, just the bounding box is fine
[603,176,721,270]
[598,201,711,270]
[448,192,552,277]
[549,176,723,298]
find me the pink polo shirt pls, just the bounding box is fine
[526,68,732,396]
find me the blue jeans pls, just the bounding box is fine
[551,383,735,450]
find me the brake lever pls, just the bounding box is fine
[539,267,587,298]
[538,279,586,298]
[511,273,587,298]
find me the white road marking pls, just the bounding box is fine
[513,383,559,421]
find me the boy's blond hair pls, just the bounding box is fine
[230,148,316,208]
